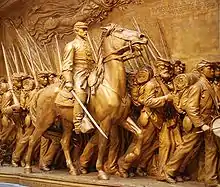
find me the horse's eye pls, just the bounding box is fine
[140,34,145,38]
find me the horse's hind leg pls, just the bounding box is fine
[60,119,79,175]
[118,116,143,178]
[24,112,55,173]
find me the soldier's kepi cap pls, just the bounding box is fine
[74,22,88,29]
[197,60,216,70]
[214,61,220,68]
[37,71,49,78]
[22,74,34,80]
[156,57,172,67]
[174,59,185,67]
[11,73,23,81]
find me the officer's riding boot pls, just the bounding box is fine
[73,92,87,134]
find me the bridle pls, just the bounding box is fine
[97,24,145,64]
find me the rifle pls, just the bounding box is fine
[26,39,39,88]
[1,43,20,106]
[17,46,27,74]
[55,35,62,73]
[157,19,172,60]
[132,17,157,74]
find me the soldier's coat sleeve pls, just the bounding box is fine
[184,84,204,127]
[20,90,26,109]
[62,42,75,72]
[1,91,13,115]
[138,81,167,108]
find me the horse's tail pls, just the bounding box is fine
[29,89,44,126]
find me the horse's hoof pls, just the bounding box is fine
[98,170,109,180]
[69,168,79,176]
[24,166,32,174]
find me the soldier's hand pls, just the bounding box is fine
[64,82,74,92]
[11,104,21,111]
[201,124,210,132]
[165,93,173,102]
[74,124,81,134]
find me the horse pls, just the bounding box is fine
[24,23,147,180]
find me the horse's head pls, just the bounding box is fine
[101,23,147,57]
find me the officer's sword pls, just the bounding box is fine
[71,90,108,139]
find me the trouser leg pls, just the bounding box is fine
[164,131,201,177]
[204,132,218,185]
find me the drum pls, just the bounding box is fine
[212,116,220,137]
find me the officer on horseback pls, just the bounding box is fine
[62,21,95,133]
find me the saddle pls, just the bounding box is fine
[55,87,75,107]
[54,83,95,134]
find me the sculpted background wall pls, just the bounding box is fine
[0,0,219,75]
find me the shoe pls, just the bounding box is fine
[79,166,88,174]
[39,164,51,171]
[136,167,147,177]
[164,172,176,184]
[182,175,191,181]
[11,160,19,167]
[176,176,184,182]
[21,160,26,167]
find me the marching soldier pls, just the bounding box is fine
[38,71,61,171]
[11,74,35,167]
[118,58,175,177]
[0,73,24,167]
[163,60,219,187]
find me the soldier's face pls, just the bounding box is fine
[174,65,185,75]
[76,27,88,39]
[38,76,48,87]
[12,79,22,89]
[215,67,220,78]
[23,79,35,90]
[48,75,57,84]
[158,65,172,81]
[201,66,215,79]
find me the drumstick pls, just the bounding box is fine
[196,126,220,134]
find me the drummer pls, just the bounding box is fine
[213,61,220,107]
[163,60,219,187]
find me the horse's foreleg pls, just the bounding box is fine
[118,116,143,178]
[96,117,111,180]
[60,119,78,175]
[24,109,55,174]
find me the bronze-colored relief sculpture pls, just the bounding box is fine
[0,9,220,186]
[22,22,147,181]
[164,61,219,186]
